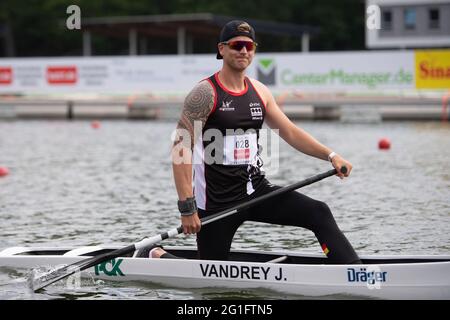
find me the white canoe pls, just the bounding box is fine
[0,246,449,299]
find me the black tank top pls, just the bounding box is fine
[193,72,267,211]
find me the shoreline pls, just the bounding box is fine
[0,94,448,121]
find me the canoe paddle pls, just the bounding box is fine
[30,166,346,292]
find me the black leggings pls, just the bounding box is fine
[196,182,361,264]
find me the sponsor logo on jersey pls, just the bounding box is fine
[250,103,263,120]
[219,100,235,111]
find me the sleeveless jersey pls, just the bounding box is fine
[193,72,267,211]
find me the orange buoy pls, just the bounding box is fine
[0,166,9,177]
[91,121,101,129]
[378,138,391,150]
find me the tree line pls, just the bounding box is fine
[0,0,365,57]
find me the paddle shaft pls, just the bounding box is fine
[32,167,344,291]
[202,167,344,226]
[135,167,344,249]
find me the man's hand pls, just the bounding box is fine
[181,213,202,235]
[331,154,353,179]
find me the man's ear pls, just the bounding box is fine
[218,43,225,57]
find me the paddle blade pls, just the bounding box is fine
[29,244,136,292]
[29,263,81,292]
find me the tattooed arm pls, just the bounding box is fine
[172,80,214,234]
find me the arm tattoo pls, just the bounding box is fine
[175,80,214,149]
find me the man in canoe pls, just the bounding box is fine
[151,20,361,264]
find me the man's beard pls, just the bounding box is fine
[227,57,251,72]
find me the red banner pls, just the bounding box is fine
[47,66,77,84]
[0,67,12,85]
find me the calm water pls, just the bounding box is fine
[0,120,449,299]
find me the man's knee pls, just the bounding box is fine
[197,235,231,261]
[311,201,336,228]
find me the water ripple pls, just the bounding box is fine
[0,120,449,299]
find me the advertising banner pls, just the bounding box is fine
[415,50,450,89]
[0,55,221,95]
[253,51,414,92]
[0,50,447,95]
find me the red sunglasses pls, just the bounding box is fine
[221,40,258,52]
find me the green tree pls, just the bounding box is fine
[0,0,365,57]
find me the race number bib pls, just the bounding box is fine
[223,133,257,165]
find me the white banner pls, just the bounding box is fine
[0,51,416,95]
[0,55,221,95]
[252,51,415,92]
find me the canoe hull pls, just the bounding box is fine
[1,246,449,299]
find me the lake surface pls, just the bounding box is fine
[0,120,449,299]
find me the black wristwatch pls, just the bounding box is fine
[178,197,198,216]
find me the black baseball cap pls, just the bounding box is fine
[216,20,256,59]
